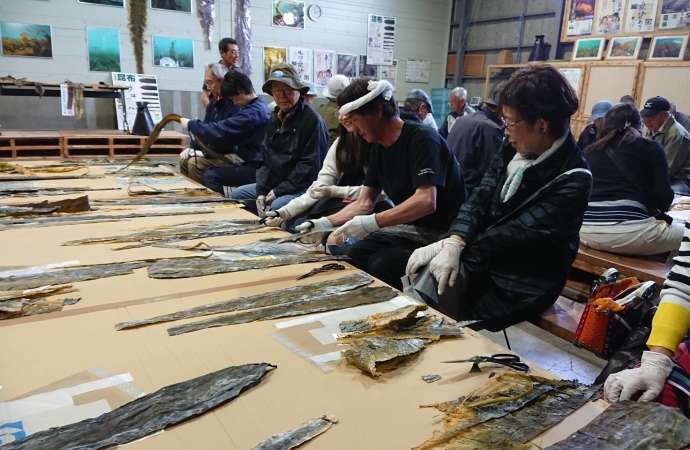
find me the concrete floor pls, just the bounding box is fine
[480,322,608,384]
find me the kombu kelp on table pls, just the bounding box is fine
[0,196,91,218]
[0,284,79,319]
[2,363,275,450]
[251,414,338,450]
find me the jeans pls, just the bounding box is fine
[230,183,303,213]
[202,163,258,195]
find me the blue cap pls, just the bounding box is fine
[591,100,614,121]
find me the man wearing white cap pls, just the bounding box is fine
[318,75,351,145]
[296,79,466,289]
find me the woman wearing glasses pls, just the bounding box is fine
[406,64,592,331]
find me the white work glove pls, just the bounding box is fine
[265,190,276,205]
[295,217,333,233]
[309,183,351,200]
[332,214,380,241]
[256,195,267,219]
[428,238,465,295]
[179,148,203,161]
[604,351,674,403]
[180,117,190,130]
[405,240,445,277]
[263,210,283,228]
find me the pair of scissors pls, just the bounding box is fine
[442,353,530,373]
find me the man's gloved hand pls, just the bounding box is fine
[263,210,283,228]
[179,148,203,161]
[256,195,267,218]
[428,237,465,295]
[332,214,379,241]
[295,217,333,233]
[265,190,276,205]
[604,351,674,403]
[405,240,445,277]
[310,183,351,199]
[180,117,190,130]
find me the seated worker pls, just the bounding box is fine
[230,63,328,217]
[439,86,475,139]
[641,96,690,195]
[181,71,269,196]
[202,37,240,108]
[671,102,690,132]
[604,223,690,407]
[318,75,351,145]
[405,65,592,329]
[179,63,236,184]
[580,103,681,256]
[446,87,504,193]
[297,79,466,290]
[577,100,613,149]
[405,89,439,131]
[264,112,390,232]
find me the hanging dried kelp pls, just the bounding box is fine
[3,363,275,450]
[252,414,338,450]
[197,0,216,50]
[0,284,78,319]
[0,187,120,198]
[235,0,253,74]
[148,253,343,279]
[0,196,91,218]
[413,374,597,450]
[547,401,690,450]
[168,285,397,336]
[116,272,373,330]
[128,0,147,74]
[343,337,426,377]
[0,207,214,230]
[119,114,180,171]
[63,219,265,248]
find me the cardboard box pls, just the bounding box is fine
[496,50,514,65]
[463,54,486,76]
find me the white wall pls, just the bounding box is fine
[0,0,450,96]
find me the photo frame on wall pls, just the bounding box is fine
[606,35,643,59]
[77,0,124,6]
[0,22,53,58]
[152,35,194,68]
[87,27,121,71]
[272,0,305,29]
[572,37,606,60]
[648,34,689,59]
[150,0,192,13]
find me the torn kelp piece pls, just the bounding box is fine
[0,187,120,198]
[91,196,235,206]
[0,296,81,319]
[339,304,427,334]
[3,363,276,450]
[252,414,337,450]
[296,263,346,280]
[168,285,398,336]
[343,337,426,377]
[63,219,264,247]
[116,272,373,330]
[547,401,690,450]
[148,254,343,279]
[0,196,91,218]
[413,374,597,450]
[0,207,214,229]
[0,261,150,291]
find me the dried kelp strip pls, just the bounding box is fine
[252,414,338,450]
[0,207,214,230]
[0,296,81,320]
[296,263,346,280]
[0,162,83,174]
[0,187,120,198]
[91,196,236,206]
[0,205,57,218]
[107,166,176,177]
[116,272,373,330]
[148,254,343,279]
[168,285,398,336]
[343,337,426,377]
[340,304,427,334]
[0,284,75,303]
[413,374,598,450]
[63,219,264,247]
[3,363,276,450]
[0,196,91,218]
[547,401,690,450]
[119,114,180,171]
[0,261,150,291]
[163,236,322,258]
[0,174,101,182]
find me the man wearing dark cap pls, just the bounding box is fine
[642,96,690,194]
[230,63,328,216]
[445,92,504,193]
[405,89,438,131]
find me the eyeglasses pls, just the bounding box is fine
[502,118,524,130]
[272,85,295,97]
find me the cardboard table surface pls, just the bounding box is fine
[0,163,604,449]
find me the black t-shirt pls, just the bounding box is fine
[364,120,466,230]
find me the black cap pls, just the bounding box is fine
[640,96,671,118]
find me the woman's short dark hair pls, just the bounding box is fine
[499,64,579,138]
[221,71,254,98]
[586,102,642,153]
[337,79,398,119]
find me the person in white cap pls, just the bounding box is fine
[318,75,351,145]
[296,79,466,289]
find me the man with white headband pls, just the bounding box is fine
[296,79,466,290]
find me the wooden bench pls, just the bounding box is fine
[573,245,671,286]
[532,296,585,342]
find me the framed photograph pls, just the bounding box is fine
[314,49,335,86]
[595,0,624,34]
[659,0,690,29]
[263,46,287,82]
[152,35,194,68]
[566,0,596,36]
[272,0,305,29]
[648,35,689,60]
[558,67,584,93]
[358,55,376,79]
[87,27,121,71]
[572,37,605,60]
[336,53,357,78]
[606,36,643,59]
[77,0,123,6]
[150,0,191,13]
[0,22,52,58]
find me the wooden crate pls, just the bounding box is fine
[0,131,63,158]
[61,130,187,158]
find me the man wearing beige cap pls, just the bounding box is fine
[230,63,328,217]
